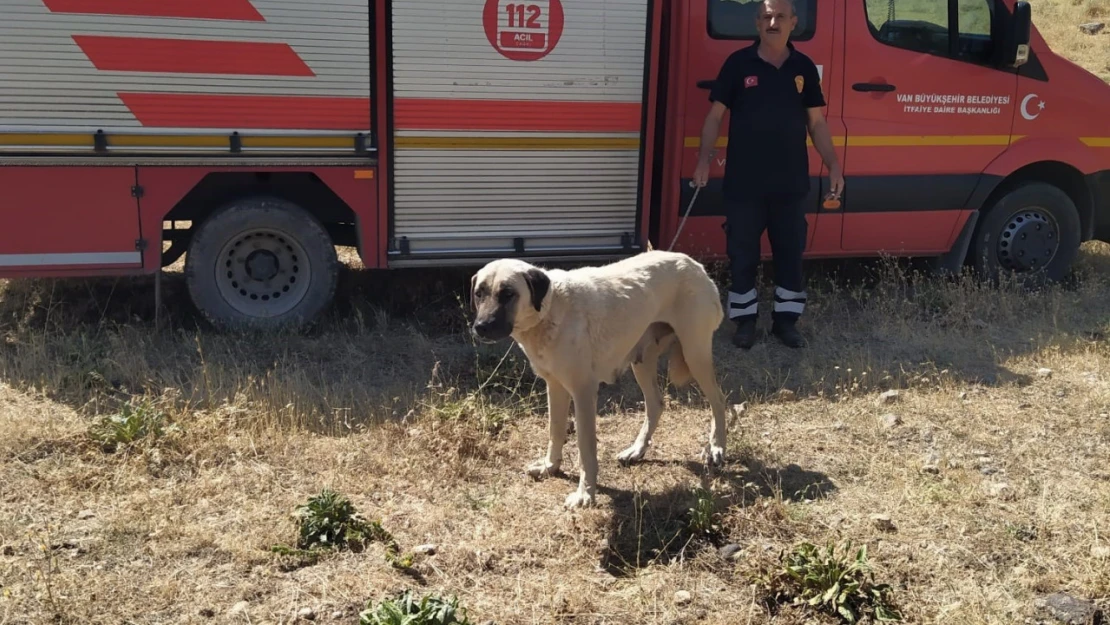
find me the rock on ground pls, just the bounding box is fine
[1034,592,1101,625]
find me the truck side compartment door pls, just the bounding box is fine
[839,0,1018,253]
[0,167,144,273]
[674,0,838,259]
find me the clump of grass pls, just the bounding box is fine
[757,540,903,624]
[417,342,542,435]
[359,590,474,625]
[271,488,414,570]
[87,398,178,452]
[687,486,724,542]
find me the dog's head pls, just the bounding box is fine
[469,259,551,342]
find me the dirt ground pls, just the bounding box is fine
[2,239,1109,624]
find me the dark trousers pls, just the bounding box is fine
[723,191,808,324]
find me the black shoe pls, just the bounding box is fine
[772,320,805,348]
[732,318,757,349]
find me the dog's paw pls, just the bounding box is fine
[525,459,562,480]
[616,443,648,466]
[703,444,726,467]
[564,488,596,509]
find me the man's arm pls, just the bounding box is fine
[694,57,735,187]
[806,108,843,195]
[697,101,728,166]
[692,102,726,187]
[806,109,837,171]
[801,61,842,196]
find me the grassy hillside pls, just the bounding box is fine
[1,2,1109,624]
[1034,0,1110,81]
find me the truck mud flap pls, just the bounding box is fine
[929,210,980,276]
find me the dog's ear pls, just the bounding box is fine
[522,267,550,312]
[469,273,478,312]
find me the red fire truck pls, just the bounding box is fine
[1,0,1108,330]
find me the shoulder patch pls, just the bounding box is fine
[795,75,804,93]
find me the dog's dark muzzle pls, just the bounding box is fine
[471,318,512,343]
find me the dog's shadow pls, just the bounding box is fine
[593,453,837,577]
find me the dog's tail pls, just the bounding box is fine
[666,339,693,388]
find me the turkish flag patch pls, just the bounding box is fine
[744,75,758,88]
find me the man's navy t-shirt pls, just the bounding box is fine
[708,40,826,202]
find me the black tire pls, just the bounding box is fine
[969,182,1082,285]
[184,196,339,332]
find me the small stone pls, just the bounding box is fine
[880,413,902,429]
[229,601,249,616]
[331,611,345,620]
[413,543,438,556]
[1037,368,1053,379]
[297,607,316,621]
[674,590,692,606]
[922,450,941,474]
[718,544,743,560]
[877,390,900,405]
[77,509,95,520]
[1079,21,1105,35]
[870,513,896,532]
[1034,592,1100,625]
[984,482,1015,500]
[958,391,969,400]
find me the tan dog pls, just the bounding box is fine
[469,249,729,508]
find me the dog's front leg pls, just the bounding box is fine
[526,378,570,479]
[565,382,600,509]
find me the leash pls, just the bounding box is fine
[667,181,702,251]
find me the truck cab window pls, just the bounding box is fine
[708,0,817,40]
[864,0,996,64]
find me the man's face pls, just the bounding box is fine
[756,0,797,46]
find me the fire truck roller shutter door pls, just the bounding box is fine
[388,0,650,259]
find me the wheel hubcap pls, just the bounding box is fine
[215,229,311,318]
[997,209,1058,273]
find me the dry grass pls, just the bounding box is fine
[3,7,1110,625]
[1034,0,1110,81]
[3,242,1109,625]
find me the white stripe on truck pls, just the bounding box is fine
[0,252,142,267]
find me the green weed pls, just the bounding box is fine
[88,398,177,451]
[271,488,414,570]
[758,540,903,623]
[359,590,474,625]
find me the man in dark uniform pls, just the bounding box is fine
[692,0,842,349]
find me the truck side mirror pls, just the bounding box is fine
[1008,1,1032,67]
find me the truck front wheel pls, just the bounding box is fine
[970,182,1082,285]
[184,196,339,332]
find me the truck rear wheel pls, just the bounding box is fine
[184,196,339,332]
[970,182,1082,285]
